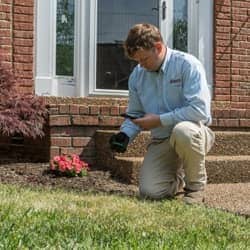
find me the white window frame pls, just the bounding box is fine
[88,0,168,96]
[35,0,213,97]
[35,0,80,97]
[166,0,213,90]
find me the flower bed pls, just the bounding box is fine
[50,154,89,177]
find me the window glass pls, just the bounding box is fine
[97,0,159,90]
[173,0,188,52]
[56,0,75,76]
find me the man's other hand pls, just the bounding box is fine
[132,113,161,130]
[109,132,129,153]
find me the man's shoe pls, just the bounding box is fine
[183,189,205,205]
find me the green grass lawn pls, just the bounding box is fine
[0,184,249,249]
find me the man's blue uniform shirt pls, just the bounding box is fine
[121,48,212,142]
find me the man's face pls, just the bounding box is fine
[132,45,163,71]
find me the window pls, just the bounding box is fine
[35,0,213,97]
[95,0,159,92]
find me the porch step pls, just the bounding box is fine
[95,129,250,185]
[95,130,250,157]
[97,155,250,185]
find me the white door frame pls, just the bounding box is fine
[35,0,213,97]
[35,0,78,97]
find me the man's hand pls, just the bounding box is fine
[109,132,129,153]
[132,113,161,130]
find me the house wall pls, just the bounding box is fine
[213,0,250,127]
[0,0,34,94]
[0,0,249,163]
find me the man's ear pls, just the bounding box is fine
[154,42,163,54]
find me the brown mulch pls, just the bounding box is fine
[0,161,249,218]
[0,162,138,196]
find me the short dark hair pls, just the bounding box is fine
[124,23,163,58]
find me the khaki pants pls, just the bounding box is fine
[139,121,215,199]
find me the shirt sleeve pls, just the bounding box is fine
[160,60,211,126]
[120,69,144,142]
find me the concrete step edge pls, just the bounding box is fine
[96,129,250,135]
[115,155,250,162]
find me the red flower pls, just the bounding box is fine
[50,154,89,177]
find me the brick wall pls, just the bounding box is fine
[213,0,250,126]
[0,0,34,94]
[0,0,12,67]
[48,102,127,164]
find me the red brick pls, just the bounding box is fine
[216,19,231,27]
[14,38,33,46]
[240,119,250,127]
[232,75,249,82]
[213,109,230,118]
[13,14,33,23]
[215,0,231,6]
[215,67,230,74]
[215,74,231,81]
[50,126,96,137]
[218,119,239,127]
[215,26,231,33]
[69,104,79,114]
[239,96,250,102]
[1,0,12,4]
[246,110,250,118]
[14,62,33,70]
[14,70,33,78]
[0,37,11,45]
[49,116,71,126]
[232,7,248,15]
[72,137,93,147]
[89,105,100,115]
[214,81,231,88]
[0,21,10,29]
[215,53,230,60]
[0,5,11,13]
[231,102,248,109]
[216,5,230,13]
[51,137,72,147]
[232,1,250,8]
[14,0,33,7]
[14,22,33,31]
[14,30,33,39]
[0,12,11,21]
[60,147,84,156]
[59,105,69,114]
[213,95,231,101]
[100,106,110,115]
[119,106,127,114]
[49,107,59,115]
[216,12,231,20]
[14,6,33,15]
[98,116,123,126]
[72,115,99,125]
[214,88,231,95]
[13,54,33,63]
[230,109,246,118]
[79,105,89,114]
[110,106,119,115]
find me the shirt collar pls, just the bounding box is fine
[159,47,172,73]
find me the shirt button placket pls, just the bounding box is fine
[158,73,164,113]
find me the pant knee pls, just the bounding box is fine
[139,182,176,200]
[170,121,195,148]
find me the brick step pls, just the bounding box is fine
[95,130,250,157]
[98,155,250,185]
